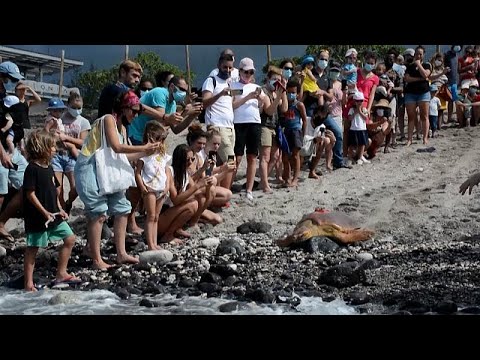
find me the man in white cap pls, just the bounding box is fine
[0,61,25,100]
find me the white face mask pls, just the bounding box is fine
[140,90,149,97]
[376,109,384,117]
[434,60,443,67]
[68,107,82,117]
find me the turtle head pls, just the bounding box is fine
[276,226,309,247]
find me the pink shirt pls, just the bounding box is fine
[329,83,344,118]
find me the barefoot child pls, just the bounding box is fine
[347,92,370,165]
[135,121,170,250]
[23,130,79,291]
[281,79,307,187]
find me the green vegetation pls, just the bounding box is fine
[71,51,194,109]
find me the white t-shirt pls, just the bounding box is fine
[429,96,441,116]
[202,75,234,128]
[140,153,172,192]
[231,82,262,125]
[209,68,240,83]
[348,108,367,131]
[56,114,91,151]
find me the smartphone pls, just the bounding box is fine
[206,151,216,176]
[227,155,235,164]
[230,89,243,96]
[274,80,286,92]
[254,87,262,96]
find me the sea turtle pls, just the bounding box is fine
[277,211,374,247]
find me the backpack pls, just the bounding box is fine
[198,76,217,123]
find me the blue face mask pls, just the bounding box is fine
[269,79,277,89]
[329,72,340,81]
[3,79,15,92]
[364,63,375,72]
[287,93,296,101]
[454,46,462,53]
[217,69,230,80]
[68,107,82,117]
[282,69,292,79]
[318,60,328,69]
[173,86,187,103]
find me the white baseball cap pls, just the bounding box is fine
[3,95,20,108]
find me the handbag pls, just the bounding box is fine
[95,116,136,196]
[437,84,452,102]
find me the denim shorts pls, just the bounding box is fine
[51,152,76,173]
[404,92,431,105]
[74,153,132,218]
[0,148,28,195]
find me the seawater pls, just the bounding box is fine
[0,288,358,315]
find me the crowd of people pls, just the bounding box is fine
[0,44,478,291]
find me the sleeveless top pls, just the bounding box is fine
[260,86,279,129]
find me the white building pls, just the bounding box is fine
[0,45,84,115]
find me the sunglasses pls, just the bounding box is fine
[283,67,293,71]
[242,70,254,75]
[175,85,189,93]
[140,87,153,91]
[318,58,328,61]
[186,157,196,162]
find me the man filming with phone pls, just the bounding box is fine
[202,53,236,189]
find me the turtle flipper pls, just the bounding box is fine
[330,227,374,244]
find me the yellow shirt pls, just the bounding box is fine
[81,115,126,157]
[302,71,320,93]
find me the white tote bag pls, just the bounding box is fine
[95,116,136,196]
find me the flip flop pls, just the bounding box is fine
[50,275,82,287]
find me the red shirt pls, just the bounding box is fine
[459,56,477,81]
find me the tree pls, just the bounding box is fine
[305,45,405,63]
[71,51,195,109]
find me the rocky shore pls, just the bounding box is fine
[2,122,480,315]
